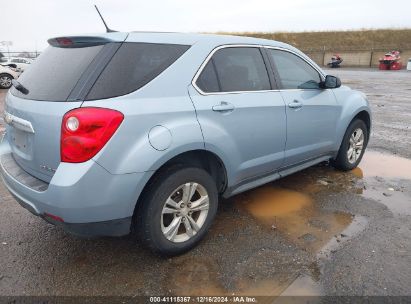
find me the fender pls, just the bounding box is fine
[332,86,372,153]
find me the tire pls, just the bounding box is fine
[0,73,13,89]
[332,119,368,171]
[135,165,218,256]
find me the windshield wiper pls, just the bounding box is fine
[11,79,29,95]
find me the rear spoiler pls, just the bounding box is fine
[47,33,129,48]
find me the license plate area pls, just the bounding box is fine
[10,128,33,159]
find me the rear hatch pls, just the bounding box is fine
[5,33,128,182]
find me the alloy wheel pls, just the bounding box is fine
[347,128,364,164]
[0,76,12,88]
[161,182,209,243]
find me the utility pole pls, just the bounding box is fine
[0,41,13,58]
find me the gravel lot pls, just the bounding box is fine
[0,69,410,298]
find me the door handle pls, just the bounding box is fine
[212,101,235,112]
[288,100,303,109]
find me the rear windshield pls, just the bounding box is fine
[11,42,190,102]
[11,45,103,101]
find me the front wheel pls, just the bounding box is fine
[0,74,13,89]
[332,119,368,171]
[135,166,218,256]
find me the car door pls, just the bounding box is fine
[189,46,287,186]
[267,48,340,166]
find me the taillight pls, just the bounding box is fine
[61,108,124,163]
[44,212,64,223]
[55,37,73,46]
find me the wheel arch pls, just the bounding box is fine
[352,110,371,137]
[132,149,228,220]
[334,107,372,157]
[0,72,15,80]
[0,72,14,76]
[152,149,228,193]
[343,109,372,146]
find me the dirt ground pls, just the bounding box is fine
[0,69,410,299]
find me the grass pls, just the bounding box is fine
[222,29,411,51]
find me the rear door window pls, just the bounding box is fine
[196,47,271,93]
[11,45,104,101]
[86,43,190,100]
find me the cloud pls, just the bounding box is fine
[1,0,410,51]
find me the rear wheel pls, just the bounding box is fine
[0,74,13,89]
[135,166,218,256]
[332,119,368,171]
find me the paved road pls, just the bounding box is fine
[0,69,410,297]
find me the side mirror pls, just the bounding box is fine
[323,75,341,89]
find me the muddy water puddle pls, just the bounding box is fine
[237,186,353,252]
[235,150,411,252]
[167,255,322,297]
[166,150,410,297]
[168,260,284,296]
[358,151,411,180]
[355,151,411,215]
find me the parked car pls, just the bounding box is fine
[0,32,371,256]
[1,57,33,72]
[0,64,20,89]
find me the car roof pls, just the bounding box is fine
[125,31,292,49]
[67,31,295,51]
[53,31,310,65]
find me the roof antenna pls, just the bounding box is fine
[94,5,116,33]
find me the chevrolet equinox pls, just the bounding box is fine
[0,32,371,255]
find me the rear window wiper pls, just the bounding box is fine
[11,79,29,95]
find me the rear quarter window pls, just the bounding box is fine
[86,43,190,100]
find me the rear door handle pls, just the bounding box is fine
[288,100,303,109]
[212,102,235,113]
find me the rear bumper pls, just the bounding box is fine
[0,137,152,237]
[42,214,132,238]
[8,188,131,237]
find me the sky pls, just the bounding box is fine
[1,0,411,52]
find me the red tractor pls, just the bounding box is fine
[379,51,403,70]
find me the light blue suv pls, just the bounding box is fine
[0,32,371,255]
